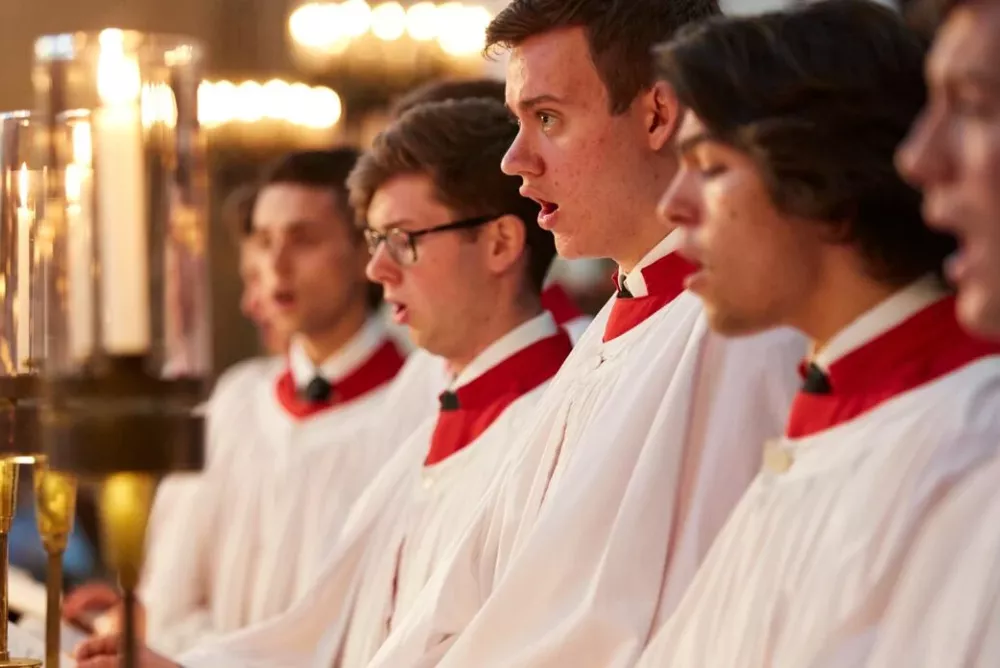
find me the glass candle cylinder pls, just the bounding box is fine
[32,29,209,476]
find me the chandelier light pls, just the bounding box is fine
[287,0,494,92]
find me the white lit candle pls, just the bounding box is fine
[94,29,150,354]
[15,164,31,372]
[66,121,95,361]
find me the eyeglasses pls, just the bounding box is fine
[363,214,499,265]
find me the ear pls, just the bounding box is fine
[643,80,682,152]
[483,214,528,278]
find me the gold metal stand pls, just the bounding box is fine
[0,459,41,668]
[32,458,76,668]
[98,473,154,668]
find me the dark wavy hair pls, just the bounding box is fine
[655,0,955,287]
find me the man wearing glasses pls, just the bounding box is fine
[74,97,574,668]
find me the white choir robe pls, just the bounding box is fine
[541,283,592,344]
[635,281,1000,668]
[864,454,1000,668]
[174,313,573,668]
[138,317,427,657]
[366,232,805,668]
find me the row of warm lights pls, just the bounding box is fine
[198,79,342,129]
[289,1,493,57]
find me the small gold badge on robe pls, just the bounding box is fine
[763,439,794,474]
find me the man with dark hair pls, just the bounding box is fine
[635,2,1000,666]
[74,99,574,668]
[858,1,1000,666]
[224,184,290,355]
[390,76,594,342]
[66,148,424,658]
[391,77,506,116]
[357,1,803,666]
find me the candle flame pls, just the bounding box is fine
[97,29,142,105]
[17,163,28,209]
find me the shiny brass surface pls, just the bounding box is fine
[33,458,77,668]
[0,460,41,668]
[99,473,155,668]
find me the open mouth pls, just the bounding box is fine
[272,290,296,309]
[537,200,560,229]
[388,300,410,325]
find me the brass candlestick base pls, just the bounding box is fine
[0,460,40,668]
[33,458,76,668]
[99,473,155,668]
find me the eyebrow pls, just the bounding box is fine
[514,93,566,112]
[367,219,415,232]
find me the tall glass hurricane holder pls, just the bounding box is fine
[0,110,44,668]
[32,30,210,668]
[0,110,82,668]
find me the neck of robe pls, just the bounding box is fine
[786,292,1000,438]
[604,233,696,342]
[425,313,572,467]
[275,320,406,419]
[541,283,585,330]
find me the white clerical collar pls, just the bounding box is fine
[450,312,559,391]
[618,230,683,298]
[288,317,389,389]
[812,275,948,371]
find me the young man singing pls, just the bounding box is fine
[363,1,805,666]
[864,0,1000,665]
[636,2,1000,666]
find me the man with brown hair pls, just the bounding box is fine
[391,76,594,342]
[857,1,1000,665]
[66,149,426,660]
[74,98,573,668]
[359,1,803,666]
[634,2,1000,666]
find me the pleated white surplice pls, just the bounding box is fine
[864,452,1000,668]
[364,291,804,668]
[139,348,440,657]
[635,357,1000,668]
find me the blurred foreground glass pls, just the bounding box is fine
[0,111,44,668]
[32,29,210,668]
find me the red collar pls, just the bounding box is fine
[425,330,573,466]
[786,296,1000,438]
[603,253,697,342]
[541,284,584,329]
[275,339,406,420]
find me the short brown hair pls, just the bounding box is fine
[391,78,505,118]
[348,98,554,292]
[485,0,720,114]
[655,0,953,287]
[260,148,361,238]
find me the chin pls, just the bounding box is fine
[705,306,775,339]
[553,231,605,261]
[957,288,1000,339]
